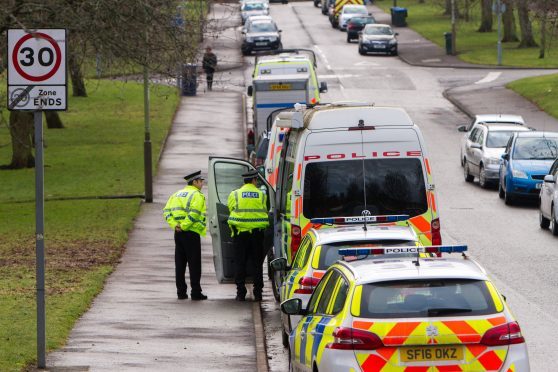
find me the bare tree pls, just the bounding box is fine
[502,0,519,42]
[517,0,538,47]
[530,0,558,58]
[478,0,493,32]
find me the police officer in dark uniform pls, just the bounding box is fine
[227,170,270,301]
[163,171,208,300]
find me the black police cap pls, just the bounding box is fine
[184,170,204,182]
[241,169,259,179]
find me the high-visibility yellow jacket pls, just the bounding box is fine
[227,183,269,234]
[163,185,207,236]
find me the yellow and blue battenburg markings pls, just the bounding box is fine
[338,245,468,257]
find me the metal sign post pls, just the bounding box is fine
[7,28,67,369]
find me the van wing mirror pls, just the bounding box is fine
[319,81,328,93]
[281,298,306,315]
[457,125,467,132]
[247,85,253,96]
[501,153,509,161]
[270,257,289,272]
[470,143,482,149]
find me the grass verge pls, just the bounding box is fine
[0,80,178,371]
[376,0,558,67]
[507,74,558,118]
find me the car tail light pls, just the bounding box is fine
[291,225,301,257]
[348,24,355,29]
[326,327,384,350]
[431,218,442,255]
[294,276,320,294]
[481,322,525,346]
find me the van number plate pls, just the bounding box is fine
[270,84,292,90]
[401,346,463,362]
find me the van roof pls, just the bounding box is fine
[302,105,413,130]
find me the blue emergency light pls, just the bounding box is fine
[310,214,409,225]
[338,245,468,257]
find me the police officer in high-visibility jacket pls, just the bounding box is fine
[163,170,208,301]
[227,169,269,301]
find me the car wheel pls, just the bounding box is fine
[346,34,351,43]
[504,186,514,205]
[479,165,489,188]
[551,207,558,236]
[540,207,550,229]
[499,181,505,199]
[464,161,474,182]
[359,46,365,55]
[392,48,398,56]
[282,328,289,348]
[242,49,250,56]
[271,271,281,301]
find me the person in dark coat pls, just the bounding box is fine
[202,47,217,91]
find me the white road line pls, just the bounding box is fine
[474,72,502,85]
[314,44,332,71]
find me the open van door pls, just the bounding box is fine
[208,156,275,283]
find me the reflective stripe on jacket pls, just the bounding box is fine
[163,185,207,236]
[227,183,269,234]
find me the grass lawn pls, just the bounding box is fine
[507,74,558,118]
[0,79,178,371]
[376,0,558,67]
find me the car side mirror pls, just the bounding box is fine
[247,85,253,96]
[368,12,372,16]
[544,174,555,183]
[501,153,509,161]
[278,29,283,33]
[457,125,467,132]
[319,81,328,93]
[470,143,482,149]
[242,30,246,34]
[502,294,507,302]
[281,298,307,316]
[270,257,289,272]
[395,32,399,36]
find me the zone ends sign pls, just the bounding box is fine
[7,29,67,111]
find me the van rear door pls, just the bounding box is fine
[207,157,275,283]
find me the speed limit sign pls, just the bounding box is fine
[7,29,67,111]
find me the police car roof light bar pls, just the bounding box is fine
[338,245,468,257]
[310,214,409,226]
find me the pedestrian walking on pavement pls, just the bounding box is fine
[202,47,217,91]
[227,170,269,301]
[163,170,208,300]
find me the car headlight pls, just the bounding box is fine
[268,36,277,42]
[389,39,397,45]
[512,169,528,179]
[485,157,500,165]
[246,37,254,42]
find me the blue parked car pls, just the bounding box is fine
[499,132,558,205]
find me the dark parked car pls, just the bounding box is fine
[346,16,376,42]
[358,23,398,56]
[241,20,282,56]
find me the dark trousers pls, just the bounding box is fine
[205,71,214,90]
[233,230,264,296]
[174,230,202,296]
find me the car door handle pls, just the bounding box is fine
[309,330,317,336]
[300,331,306,338]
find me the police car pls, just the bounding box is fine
[281,245,529,372]
[270,215,418,346]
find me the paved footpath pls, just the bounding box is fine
[46,4,265,372]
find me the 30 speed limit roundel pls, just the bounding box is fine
[8,29,66,86]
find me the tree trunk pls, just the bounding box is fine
[45,111,64,129]
[517,0,538,47]
[8,111,34,169]
[444,0,451,16]
[540,12,547,58]
[478,0,493,32]
[502,0,519,42]
[464,0,471,22]
[69,51,87,97]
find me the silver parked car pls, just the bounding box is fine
[539,158,558,234]
[459,123,530,187]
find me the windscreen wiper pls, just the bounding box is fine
[426,307,472,316]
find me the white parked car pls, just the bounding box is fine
[338,4,368,31]
[539,158,558,234]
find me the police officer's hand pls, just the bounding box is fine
[175,226,182,232]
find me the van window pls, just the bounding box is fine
[303,158,427,218]
[214,162,249,203]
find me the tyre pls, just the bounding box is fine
[552,207,558,236]
[504,187,514,205]
[499,182,505,199]
[346,35,351,43]
[540,207,550,229]
[464,161,474,182]
[392,49,398,56]
[282,328,289,348]
[242,49,250,56]
[358,46,365,55]
[479,165,489,188]
[271,270,281,301]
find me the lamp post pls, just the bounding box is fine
[451,0,456,55]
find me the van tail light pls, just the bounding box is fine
[480,321,525,346]
[431,218,442,255]
[291,225,302,257]
[326,327,384,350]
[294,276,321,294]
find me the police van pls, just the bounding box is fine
[269,103,441,277]
[247,50,327,142]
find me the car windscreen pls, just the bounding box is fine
[303,158,427,218]
[345,7,367,14]
[349,17,374,25]
[357,279,498,318]
[318,240,416,270]
[250,22,276,33]
[243,3,264,10]
[486,131,515,148]
[512,137,558,160]
[364,26,393,35]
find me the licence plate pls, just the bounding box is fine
[373,44,386,49]
[400,346,463,362]
[255,42,267,46]
[269,84,292,90]
[536,182,543,189]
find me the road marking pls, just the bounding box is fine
[475,72,501,85]
[319,74,356,78]
[354,61,379,66]
[314,45,332,71]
